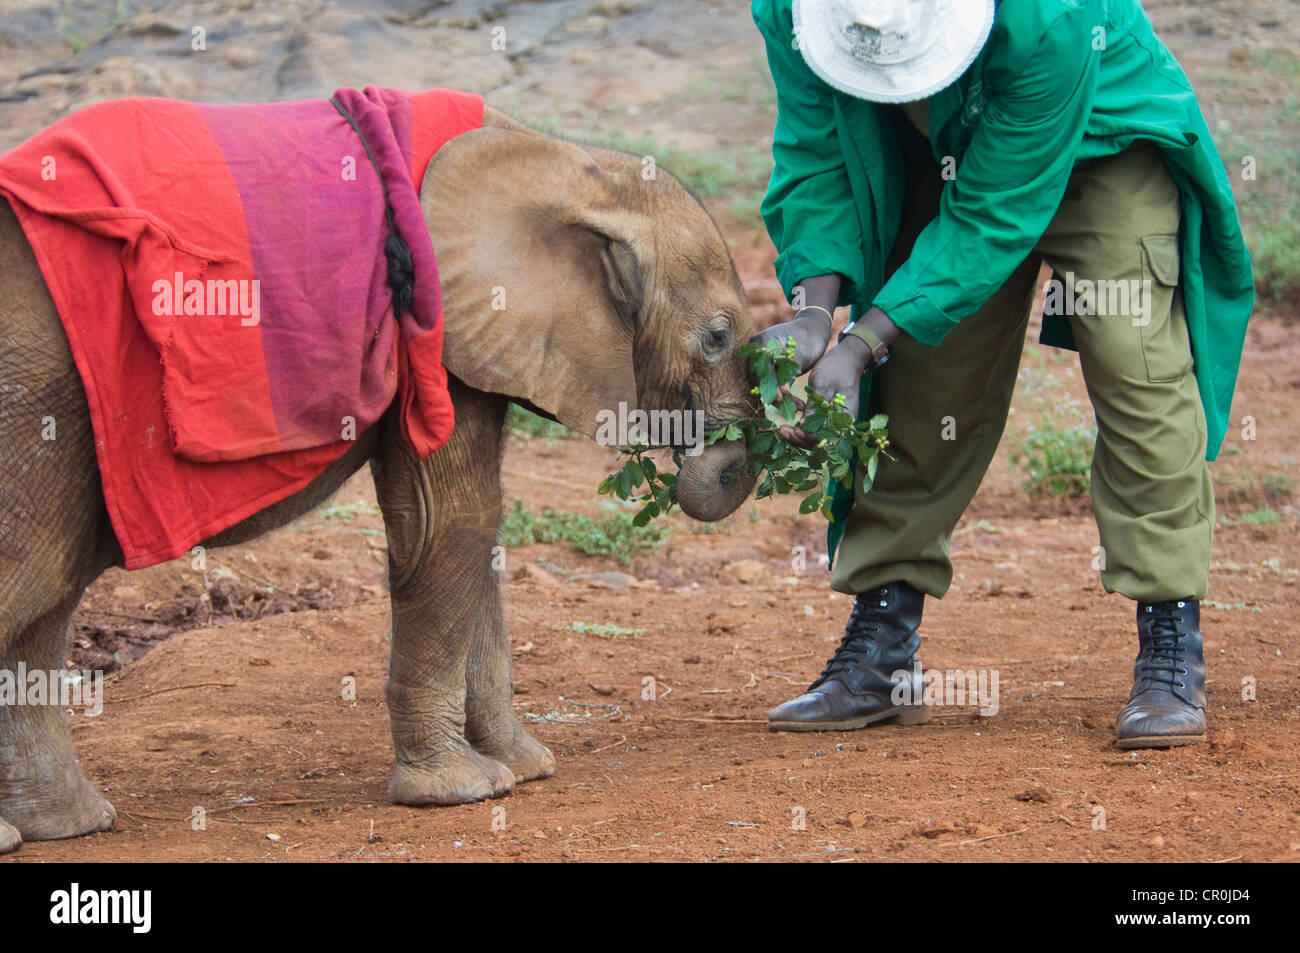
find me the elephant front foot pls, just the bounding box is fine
[0,773,116,844]
[473,718,555,785]
[0,816,21,854]
[389,743,515,807]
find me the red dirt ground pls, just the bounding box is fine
[6,287,1298,862]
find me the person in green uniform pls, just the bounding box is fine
[752,0,1253,748]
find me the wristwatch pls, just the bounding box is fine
[840,321,890,371]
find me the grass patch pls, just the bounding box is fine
[1007,364,1095,499]
[1247,207,1300,307]
[1214,467,1293,508]
[1239,506,1281,525]
[1008,423,1095,498]
[567,620,644,639]
[505,404,573,440]
[498,500,667,564]
[321,500,381,520]
[1209,54,1300,314]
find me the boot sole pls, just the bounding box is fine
[1115,733,1206,750]
[768,705,932,733]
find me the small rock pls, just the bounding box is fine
[574,571,638,589]
[511,563,559,586]
[1015,784,1052,803]
[208,566,240,584]
[1211,728,1237,748]
[724,559,772,585]
[912,818,957,838]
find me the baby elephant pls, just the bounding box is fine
[0,102,757,853]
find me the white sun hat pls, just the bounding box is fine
[793,0,996,103]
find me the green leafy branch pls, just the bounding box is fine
[598,337,892,525]
[596,448,681,528]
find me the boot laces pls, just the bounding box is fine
[1137,603,1187,690]
[812,591,888,688]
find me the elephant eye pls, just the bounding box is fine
[694,317,732,363]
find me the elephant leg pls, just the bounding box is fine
[372,380,515,806]
[0,207,120,851]
[464,566,555,784]
[0,591,115,851]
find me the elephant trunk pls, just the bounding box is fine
[675,438,757,522]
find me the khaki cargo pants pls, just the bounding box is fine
[831,125,1214,603]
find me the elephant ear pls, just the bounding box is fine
[421,126,650,438]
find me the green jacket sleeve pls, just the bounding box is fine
[870,5,1101,346]
[753,0,866,307]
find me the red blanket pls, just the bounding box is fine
[0,87,483,568]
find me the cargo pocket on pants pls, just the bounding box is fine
[1138,234,1191,383]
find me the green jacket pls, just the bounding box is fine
[755,0,1254,460]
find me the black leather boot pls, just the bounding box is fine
[767,582,931,732]
[1115,598,1207,749]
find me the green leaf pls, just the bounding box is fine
[594,331,890,526]
[625,460,645,489]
